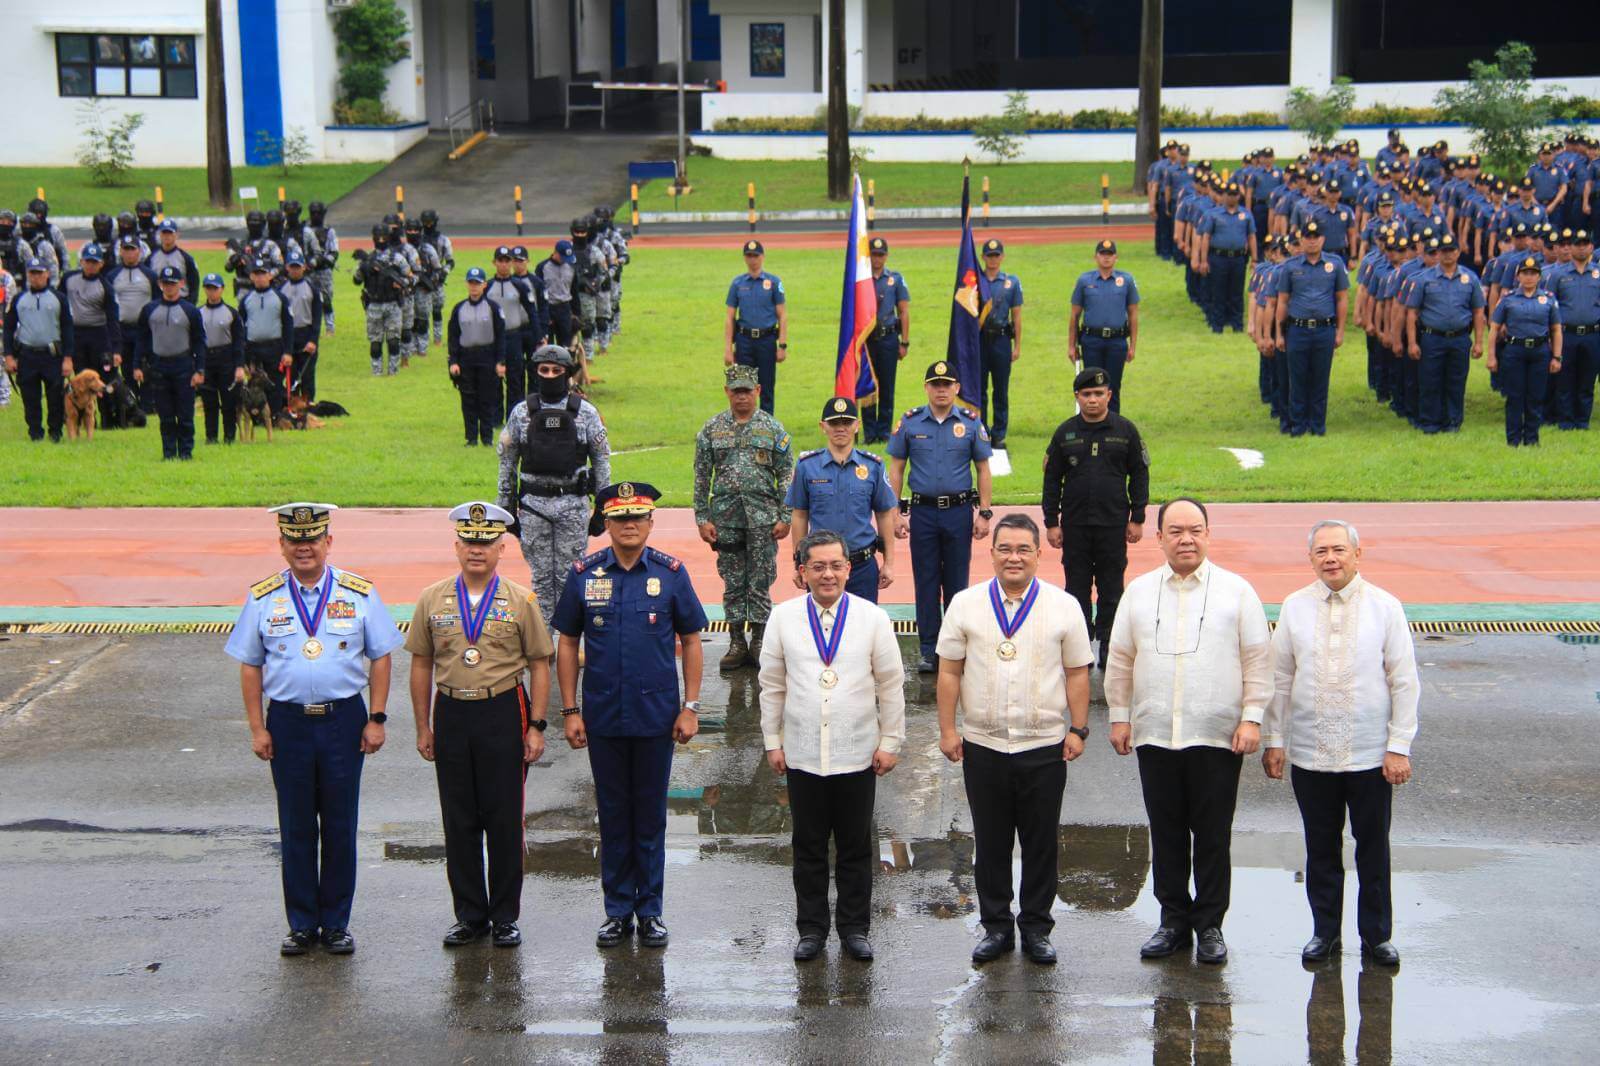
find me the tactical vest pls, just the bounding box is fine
[0,234,23,278]
[520,394,585,480]
[313,225,333,266]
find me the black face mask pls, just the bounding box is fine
[0,225,13,240]
[537,374,568,401]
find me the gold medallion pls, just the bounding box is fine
[997,640,1018,661]
[463,646,482,667]
[819,668,839,689]
[302,638,324,660]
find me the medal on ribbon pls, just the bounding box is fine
[989,578,1039,662]
[455,574,500,668]
[288,570,333,660]
[806,594,849,689]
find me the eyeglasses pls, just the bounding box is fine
[992,545,1037,558]
[1153,567,1211,656]
[804,562,850,574]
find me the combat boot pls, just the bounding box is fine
[720,624,749,672]
[747,622,767,666]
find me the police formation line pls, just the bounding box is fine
[232,494,1416,972]
[1149,135,1600,443]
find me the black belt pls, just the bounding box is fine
[206,345,233,357]
[847,544,877,565]
[872,323,900,340]
[1211,248,1249,258]
[980,324,1013,338]
[1569,324,1596,336]
[521,482,589,497]
[269,695,362,717]
[909,490,975,509]
[16,344,55,356]
[1290,317,1335,329]
[737,325,776,339]
[1420,326,1469,338]
[1505,336,1549,349]
[1080,326,1129,339]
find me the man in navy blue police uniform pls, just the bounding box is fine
[225,503,403,956]
[1069,239,1142,412]
[1548,230,1600,429]
[135,266,206,459]
[1403,232,1485,434]
[886,361,994,672]
[787,397,899,603]
[554,483,707,950]
[724,240,788,414]
[861,236,910,443]
[1194,186,1257,334]
[1272,222,1348,436]
[977,237,1024,448]
[3,259,74,442]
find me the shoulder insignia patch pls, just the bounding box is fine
[574,549,609,574]
[336,572,373,596]
[958,406,977,418]
[799,448,825,460]
[646,547,682,571]
[251,572,285,599]
[855,449,883,464]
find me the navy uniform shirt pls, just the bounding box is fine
[785,448,896,551]
[1525,163,1566,204]
[1403,265,1485,330]
[552,546,707,737]
[872,269,909,326]
[886,405,992,496]
[1492,288,1561,339]
[1274,253,1350,318]
[1550,261,1600,326]
[983,272,1024,327]
[726,271,785,329]
[1071,269,1140,329]
[224,565,404,704]
[1248,165,1284,204]
[1503,200,1546,232]
[1305,202,1356,252]
[1197,206,1255,251]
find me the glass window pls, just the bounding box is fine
[95,66,127,96]
[56,33,197,98]
[750,22,785,78]
[165,68,197,99]
[129,68,162,96]
[58,35,90,64]
[165,37,192,66]
[129,35,160,66]
[59,64,91,97]
[95,35,126,63]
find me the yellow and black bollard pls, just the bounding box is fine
[395,185,405,222]
[747,182,757,233]
[867,178,876,230]
[1101,174,1110,226]
[982,175,991,227]
[631,183,640,231]
[514,185,524,237]
[155,186,165,222]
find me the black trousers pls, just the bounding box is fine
[786,767,876,937]
[1135,744,1243,933]
[201,350,238,442]
[962,741,1066,938]
[1291,765,1393,944]
[15,349,65,441]
[454,348,499,445]
[74,325,114,375]
[547,301,576,347]
[1062,523,1128,649]
[290,326,318,399]
[150,357,196,459]
[434,689,529,926]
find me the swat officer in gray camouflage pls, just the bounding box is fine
[307,202,339,335]
[498,344,611,627]
[354,225,411,375]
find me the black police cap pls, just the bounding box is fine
[1073,367,1110,392]
[821,396,859,422]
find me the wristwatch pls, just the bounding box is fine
[560,706,582,717]
[777,341,788,350]
[1068,725,1090,741]
[683,700,702,713]
[527,718,549,733]
[977,508,994,520]
[898,499,911,516]
[368,712,388,725]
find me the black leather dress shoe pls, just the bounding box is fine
[1022,935,1057,965]
[841,933,874,961]
[596,918,634,948]
[971,933,1015,963]
[639,916,669,948]
[442,922,489,947]
[321,928,356,955]
[1196,927,1228,964]
[1139,927,1192,958]
[492,922,522,948]
[1362,940,1400,966]
[280,929,316,956]
[793,934,824,962]
[918,655,938,674]
[1301,935,1342,962]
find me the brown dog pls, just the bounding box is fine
[66,369,106,440]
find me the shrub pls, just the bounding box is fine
[76,99,146,187]
[1435,42,1562,173]
[1287,77,1357,144]
[973,90,1030,163]
[333,98,403,126]
[331,0,410,124]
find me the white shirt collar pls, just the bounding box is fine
[1319,573,1363,602]
[1161,559,1210,587]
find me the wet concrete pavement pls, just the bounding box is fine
[1,631,1596,1063]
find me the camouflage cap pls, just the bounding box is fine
[724,364,759,391]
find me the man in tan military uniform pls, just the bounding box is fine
[408,501,554,949]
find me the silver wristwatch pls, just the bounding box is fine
[683,700,702,713]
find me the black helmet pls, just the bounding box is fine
[371,224,388,244]
[265,209,285,237]
[117,211,138,232]
[419,208,439,227]
[19,212,40,236]
[135,199,155,218]
[92,213,114,241]
[283,198,301,215]
[307,201,327,222]
[404,216,422,233]
[28,198,48,219]
[0,209,14,234]
[531,344,575,372]
[381,213,400,228]
[245,209,265,224]
[570,217,590,238]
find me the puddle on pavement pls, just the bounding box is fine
[0,818,277,863]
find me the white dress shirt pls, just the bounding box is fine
[1263,574,1420,772]
[935,579,1093,754]
[1105,560,1273,750]
[758,592,906,776]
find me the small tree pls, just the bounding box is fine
[254,126,314,176]
[974,90,1030,164]
[332,0,411,121]
[1435,42,1563,174]
[76,100,146,187]
[1286,77,1356,146]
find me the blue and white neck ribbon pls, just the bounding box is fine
[288,569,333,639]
[456,574,500,647]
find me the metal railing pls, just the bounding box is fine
[445,98,496,157]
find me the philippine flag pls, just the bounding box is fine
[834,174,878,405]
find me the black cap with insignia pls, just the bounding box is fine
[743,239,764,255]
[1073,367,1110,392]
[1517,256,1542,274]
[821,396,859,422]
[1095,238,1117,255]
[924,361,958,383]
[982,238,1004,256]
[868,236,888,253]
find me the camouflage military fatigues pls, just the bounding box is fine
[692,403,794,625]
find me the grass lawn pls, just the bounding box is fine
[637,158,1146,214]
[0,164,385,218]
[3,241,1595,508]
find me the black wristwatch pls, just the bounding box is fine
[898,499,911,516]
[777,341,788,350]
[368,712,388,725]
[527,718,549,733]
[977,508,994,519]
[1069,725,1090,741]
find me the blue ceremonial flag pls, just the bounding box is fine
[835,174,879,404]
[946,173,988,412]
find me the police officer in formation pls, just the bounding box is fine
[976,237,1024,449]
[693,364,795,672]
[135,266,206,460]
[511,245,552,367]
[486,245,541,422]
[3,258,74,442]
[1487,256,1562,446]
[225,503,403,956]
[280,253,324,400]
[419,209,455,344]
[553,483,707,949]
[886,360,994,673]
[497,344,611,629]
[147,221,200,299]
[59,243,119,389]
[570,215,612,359]
[448,266,507,447]
[537,239,578,348]
[227,211,281,294]
[239,259,294,412]
[198,273,245,445]
[1547,230,1599,429]
[1069,239,1141,412]
[353,224,411,375]
[1041,367,1150,671]
[861,236,910,443]
[408,502,553,950]
[404,217,443,360]
[27,197,71,273]
[724,239,788,415]
[15,212,60,285]
[787,397,898,603]
[1193,185,1257,334]
[1271,220,1348,436]
[107,236,159,413]
[306,201,340,335]
[1401,232,1484,434]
